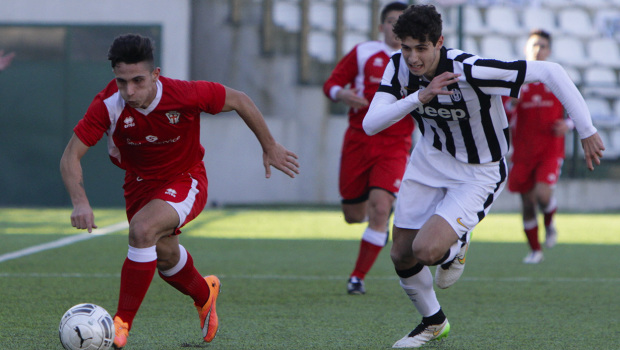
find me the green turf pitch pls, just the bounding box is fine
[0,208,619,349]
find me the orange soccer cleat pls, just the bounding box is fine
[194,275,221,343]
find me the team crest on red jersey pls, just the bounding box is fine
[166,111,181,124]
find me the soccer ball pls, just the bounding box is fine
[59,303,114,350]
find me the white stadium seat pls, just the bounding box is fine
[563,66,582,86]
[557,8,598,39]
[486,6,524,36]
[551,36,589,68]
[539,0,575,10]
[584,67,618,86]
[344,3,371,32]
[273,0,301,32]
[480,35,518,61]
[583,67,620,97]
[585,96,612,117]
[587,37,620,69]
[308,30,335,63]
[463,6,487,36]
[444,35,479,56]
[522,7,558,34]
[309,2,335,31]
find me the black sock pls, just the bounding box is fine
[395,263,424,278]
[422,308,446,325]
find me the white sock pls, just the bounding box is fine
[543,197,557,214]
[159,244,188,277]
[127,245,157,262]
[399,266,441,317]
[361,226,389,247]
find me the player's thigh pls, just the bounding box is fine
[393,175,445,231]
[368,137,410,194]
[437,163,507,240]
[508,161,535,194]
[412,214,460,263]
[534,157,563,186]
[341,201,368,223]
[390,226,419,266]
[129,199,181,246]
[339,129,372,201]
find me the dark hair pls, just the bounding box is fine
[529,29,552,48]
[380,1,408,23]
[393,4,443,45]
[108,34,155,69]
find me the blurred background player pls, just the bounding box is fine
[503,29,574,264]
[322,1,412,295]
[60,34,299,349]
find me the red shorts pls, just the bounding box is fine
[508,157,563,193]
[123,162,208,235]
[339,128,412,203]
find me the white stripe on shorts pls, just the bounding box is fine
[167,177,199,228]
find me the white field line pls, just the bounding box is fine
[0,272,618,284]
[0,221,128,263]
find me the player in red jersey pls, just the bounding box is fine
[60,34,299,349]
[323,2,413,295]
[503,29,573,264]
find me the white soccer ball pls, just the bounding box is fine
[59,303,114,350]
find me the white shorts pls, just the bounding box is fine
[393,140,507,240]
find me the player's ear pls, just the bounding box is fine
[436,35,444,48]
[152,67,161,81]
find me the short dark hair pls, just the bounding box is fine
[529,29,552,48]
[393,4,443,45]
[380,1,408,23]
[108,34,155,69]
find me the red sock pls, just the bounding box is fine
[158,251,210,307]
[115,258,157,330]
[351,240,383,280]
[544,208,556,228]
[524,226,541,251]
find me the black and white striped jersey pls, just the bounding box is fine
[377,46,527,164]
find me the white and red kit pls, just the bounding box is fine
[504,82,567,193]
[323,41,414,202]
[74,76,226,226]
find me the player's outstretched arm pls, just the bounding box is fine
[222,86,300,178]
[581,132,605,171]
[60,134,97,233]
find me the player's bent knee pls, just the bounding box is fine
[412,246,443,266]
[343,212,365,224]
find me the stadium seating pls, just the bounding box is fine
[309,2,335,31]
[486,6,524,36]
[557,8,598,39]
[522,7,558,33]
[587,37,620,69]
[463,5,487,36]
[344,3,371,32]
[308,30,335,63]
[583,67,619,97]
[480,35,518,60]
[273,0,300,31]
[552,36,590,68]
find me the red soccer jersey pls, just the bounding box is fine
[323,41,413,136]
[504,82,566,163]
[74,76,226,180]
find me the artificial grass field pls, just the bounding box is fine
[0,207,619,349]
